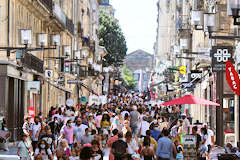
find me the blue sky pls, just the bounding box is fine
[110,0,158,54]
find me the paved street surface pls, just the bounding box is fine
[0,145,225,160]
[0,145,110,160]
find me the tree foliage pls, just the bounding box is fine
[122,66,136,90]
[99,11,127,67]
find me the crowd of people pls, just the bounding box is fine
[16,92,224,160]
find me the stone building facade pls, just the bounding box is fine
[124,50,154,92]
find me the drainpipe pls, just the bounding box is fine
[7,0,10,46]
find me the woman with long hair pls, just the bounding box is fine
[125,131,138,155]
[141,136,155,160]
[34,139,53,160]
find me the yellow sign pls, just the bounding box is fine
[179,66,186,74]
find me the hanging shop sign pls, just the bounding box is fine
[89,95,100,105]
[81,96,87,102]
[28,106,35,119]
[66,98,74,106]
[179,66,187,74]
[225,61,240,95]
[181,82,195,89]
[212,46,233,72]
[189,70,202,82]
[27,81,40,92]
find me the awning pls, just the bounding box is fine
[162,94,220,106]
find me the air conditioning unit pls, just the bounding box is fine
[45,70,54,78]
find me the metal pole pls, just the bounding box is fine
[216,72,224,146]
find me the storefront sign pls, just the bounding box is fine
[225,61,240,95]
[182,135,197,145]
[27,81,40,92]
[182,135,197,158]
[28,106,35,119]
[212,46,233,72]
[190,70,202,82]
[89,95,100,105]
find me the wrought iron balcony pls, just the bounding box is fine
[66,17,74,35]
[39,0,53,11]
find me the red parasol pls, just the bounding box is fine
[162,95,220,106]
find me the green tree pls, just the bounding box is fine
[99,11,127,67]
[122,66,136,90]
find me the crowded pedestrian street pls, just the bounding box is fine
[2,0,240,160]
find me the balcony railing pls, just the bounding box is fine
[39,0,53,11]
[66,17,74,35]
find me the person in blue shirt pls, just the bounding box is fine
[150,121,161,141]
[155,129,177,160]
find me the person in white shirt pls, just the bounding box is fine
[203,123,215,156]
[139,116,150,137]
[73,117,88,146]
[182,114,190,134]
[22,116,32,137]
[30,116,41,152]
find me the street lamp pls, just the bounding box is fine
[51,34,61,46]
[37,33,48,47]
[227,0,240,25]
[81,47,89,58]
[191,10,204,30]
[203,13,217,32]
[63,45,71,57]
[20,29,32,46]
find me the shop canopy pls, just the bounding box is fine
[162,95,220,106]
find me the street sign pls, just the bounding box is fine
[27,81,40,92]
[179,66,187,74]
[81,96,87,102]
[190,70,202,82]
[67,80,81,84]
[181,82,195,89]
[212,46,233,72]
[45,70,53,78]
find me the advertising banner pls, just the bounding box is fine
[225,61,240,95]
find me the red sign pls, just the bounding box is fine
[28,106,35,119]
[225,61,240,95]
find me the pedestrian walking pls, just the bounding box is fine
[17,134,33,160]
[130,105,140,136]
[30,116,41,151]
[155,129,177,160]
[111,131,128,160]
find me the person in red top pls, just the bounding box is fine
[107,129,118,160]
